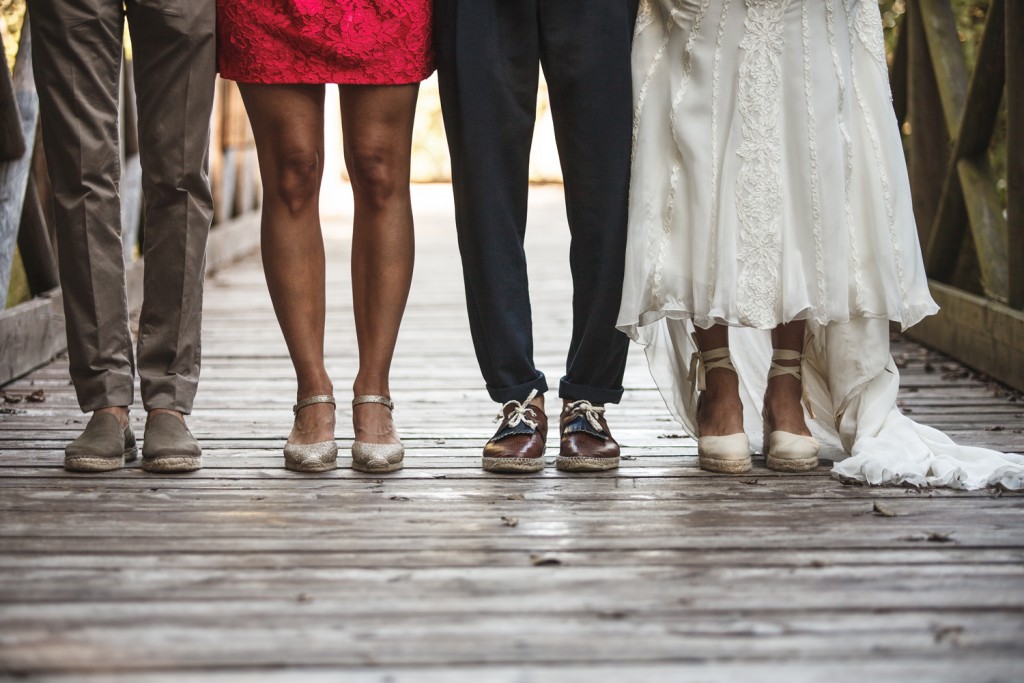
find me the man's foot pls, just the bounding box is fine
[141,410,202,473]
[556,400,620,472]
[482,390,547,473]
[64,410,137,472]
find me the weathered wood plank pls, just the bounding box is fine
[0,287,65,381]
[906,280,1024,392]
[1,185,1023,678]
[14,661,1024,683]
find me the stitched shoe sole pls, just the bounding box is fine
[65,445,138,473]
[352,459,403,473]
[766,454,819,472]
[285,457,338,473]
[556,455,620,472]
[698,455,753,474]
[141,454,202,473]
[284,442,338,473]
[482,456,545,473]
[351,443,404,474]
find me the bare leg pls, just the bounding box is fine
[765,321,812,436]
[693,324,744,437]
[339,84,419,445]
[239,83,335,447]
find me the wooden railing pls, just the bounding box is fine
[0,15,262,384]
[893,0,1023,391]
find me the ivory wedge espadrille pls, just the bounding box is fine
[691,348,752,474]
[762,350,820,472]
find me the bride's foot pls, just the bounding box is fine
[284,393,338,473]
[693,348,751,474]
[697,369,745,438]
[762,351,819,472]
[351,388,404,473]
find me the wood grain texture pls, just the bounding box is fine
[0,185,1022,679]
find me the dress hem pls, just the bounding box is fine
[616,302,940,343]
[217,68,436,87]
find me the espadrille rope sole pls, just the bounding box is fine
[698,455,753,474]
[141,454,203,473]
[352,459,403,473]
[482,456,545,473]
[765,454,819,472]
[65,446,138,472]
[555,455,620,472]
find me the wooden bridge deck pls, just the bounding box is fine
[1,186,1023,682]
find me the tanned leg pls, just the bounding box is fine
[239,83,335,447]
[339,83,419,445]
[693,324,744,437]
[766,321,813,436]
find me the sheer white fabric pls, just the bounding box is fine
[618,0,1024,489]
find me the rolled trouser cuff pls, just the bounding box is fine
[487,373,548,405]
[559,377,624,405]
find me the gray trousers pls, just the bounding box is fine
[30,0,216,414]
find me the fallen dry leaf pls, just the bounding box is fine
[872,502,897,517]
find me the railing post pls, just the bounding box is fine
[0,35,26,162]
[0,16,38,306]
[906,0,951,247]
[1007,0,1024,310]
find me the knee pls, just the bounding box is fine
[346,145,406,211]
[273,148,321,214]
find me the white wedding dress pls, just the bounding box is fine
[617,0,1024,489]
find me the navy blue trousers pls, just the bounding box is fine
[435,0,636,405]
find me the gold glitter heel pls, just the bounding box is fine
[351,395,404,473]
[284,394,338,473]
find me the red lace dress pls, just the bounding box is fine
[217,1,433,85]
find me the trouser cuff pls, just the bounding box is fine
[559,377,624,405]
[487,373,548,404]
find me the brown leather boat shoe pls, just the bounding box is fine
[556,400,620,472]
[482,390,547,473]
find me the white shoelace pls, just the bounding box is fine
[495,388,540,430]
[563,400,605,433]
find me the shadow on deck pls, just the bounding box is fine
[1,186,1023,681]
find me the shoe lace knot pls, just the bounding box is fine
[495,389,540,430]
[564,400,605,433]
